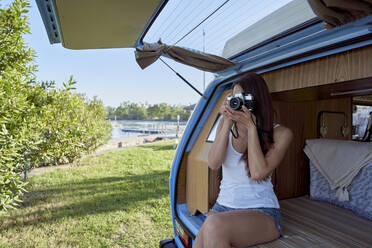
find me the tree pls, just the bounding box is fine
[0,0,112,213]
[107,102,192,121]
[0,0,35,213]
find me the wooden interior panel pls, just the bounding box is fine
[176,152,188,204]
[186,152,208,215]
[318,111,349,139]
[271,77,372,102]
[208,168,221,210]
[273,97,352,199]
[186,90,231,215]
[354,94,372,106]
[262,45,372,92]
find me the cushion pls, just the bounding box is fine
[310,160,372,220]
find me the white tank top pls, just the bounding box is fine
[216,124,280,209]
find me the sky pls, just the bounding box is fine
[1,0,292,107]
[1,0,214,107]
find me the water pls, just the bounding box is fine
[110,120,187,139]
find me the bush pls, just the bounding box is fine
[0,0,111,213]
[28,77,112,166]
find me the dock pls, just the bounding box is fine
[121,128,165,134]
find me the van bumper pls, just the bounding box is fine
[159,238,177,248]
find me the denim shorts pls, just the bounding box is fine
[202,202,283,237]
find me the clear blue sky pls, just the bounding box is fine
[1,0,291,107]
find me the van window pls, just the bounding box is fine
[206,114,222,142]
[352,104,372,141]
[142,0,312,57]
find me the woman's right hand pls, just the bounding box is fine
[219,94,233,125]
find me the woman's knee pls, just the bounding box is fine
[203,214,228,238]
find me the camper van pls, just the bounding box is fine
[36,0,372,247]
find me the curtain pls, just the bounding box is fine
[308,0,372,28]
[135,40,236,72]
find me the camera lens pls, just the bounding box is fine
[229,97,242,110]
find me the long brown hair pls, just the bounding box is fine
[232,72,275,178]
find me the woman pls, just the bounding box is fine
[193,73,293,248]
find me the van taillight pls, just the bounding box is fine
[175,219,190,247]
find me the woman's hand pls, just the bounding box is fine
[219,94,234,125]
[224,105,257,131]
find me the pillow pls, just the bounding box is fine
[310,160,372,220]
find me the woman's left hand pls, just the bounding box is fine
[225,105,257,130]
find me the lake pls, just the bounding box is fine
[111,120,187,138]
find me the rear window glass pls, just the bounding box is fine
[143,0,315,58]
[353,105,372,141]
[206,114,222,142]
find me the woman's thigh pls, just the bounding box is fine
[204,209,280,248]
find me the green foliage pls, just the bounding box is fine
[0,0,111,213]
[0,0,35,214]
[27,77,112,166]
[108,101,192,121]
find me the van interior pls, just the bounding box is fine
[175,44,372,247]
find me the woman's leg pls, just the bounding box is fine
[193,211,218,248]
[193,210,280,248]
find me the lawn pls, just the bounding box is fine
[0,141,175,248]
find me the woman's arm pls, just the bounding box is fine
[208,116,233,170]
[223,105,293,180]
[246,125,293,181]
[208,97,234,170]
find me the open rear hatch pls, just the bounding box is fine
[35,0,167,49]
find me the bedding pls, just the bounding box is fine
[309,160,372,220]
[304,138,372,201]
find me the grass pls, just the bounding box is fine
[0,141,176,248]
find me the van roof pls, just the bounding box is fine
[222,0,316,58]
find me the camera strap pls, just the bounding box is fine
[231,121,239,139]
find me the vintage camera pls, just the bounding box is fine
[227,92,255,112]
